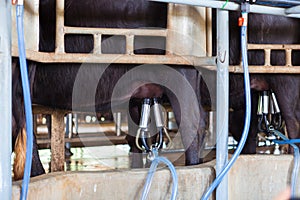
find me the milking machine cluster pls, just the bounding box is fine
[256,89,300,196]
[239,0,300,198]
[257,90,282,133]
[136,98,172,157]
[137,98,178,200]
[257,90,282,153]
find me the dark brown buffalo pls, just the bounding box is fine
[12,1,300,181]
[12,0,206,180]
[228,12,300,153]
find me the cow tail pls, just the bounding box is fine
[13,127,27,181]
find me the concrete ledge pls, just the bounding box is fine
[12,154,297,200]
[229,154,294,200]
[12,164,215,200]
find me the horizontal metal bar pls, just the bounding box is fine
[286,5,300,14]
[255,0,300,6]
[64,26,168,37]
[150,0,300,18]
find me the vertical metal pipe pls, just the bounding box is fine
[73,113,78,134]
[67,113,73,138]
[216,8,229,200]
[0,1,12,199]
[65,113,72,153]
[115,112,122,137]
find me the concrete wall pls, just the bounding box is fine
[229,155,294,200]
[12,155,295,200]
[12,163,215,200]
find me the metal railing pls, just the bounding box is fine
[230,43,300,73]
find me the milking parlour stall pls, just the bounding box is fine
[1,0,300,199]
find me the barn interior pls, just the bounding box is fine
[1,0,300,199]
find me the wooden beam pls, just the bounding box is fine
[50,110,66,172]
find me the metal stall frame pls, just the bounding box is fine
[153,0,300,73]
[11,0,215,173]
[8,0,300,199]
[150,0,300,200]
[0,1,12,200]
[216,9,229,200]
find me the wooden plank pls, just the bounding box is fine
[248,43,300,50]
[64,26,168,37]
[50,110,66,172]
[12,46,216,66]
[229,65,300,73]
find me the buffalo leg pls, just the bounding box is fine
[126,98,144,168]
[229,91,259,154]
[30,135,46,177]
[13,121,45,180]
[272,76,300,152]
[12,59,45,180]
[165,85,206,165]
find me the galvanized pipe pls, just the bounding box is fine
[216,8,229,200]
[114,112,122,136]
[0,1,12,199]
[73,113,78,134]
[286,5,300,14]
[67,113,73,138]
[150,0,300,18]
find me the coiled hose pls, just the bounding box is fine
[201,11,251,200]
[16,2,33,200]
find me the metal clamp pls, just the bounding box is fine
[135,98,172,154]
[257,90,282,134]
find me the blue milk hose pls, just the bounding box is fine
[16,3,33,200]
[141,155,178,200]
[201,12,251,200]
[273,130,300,198]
